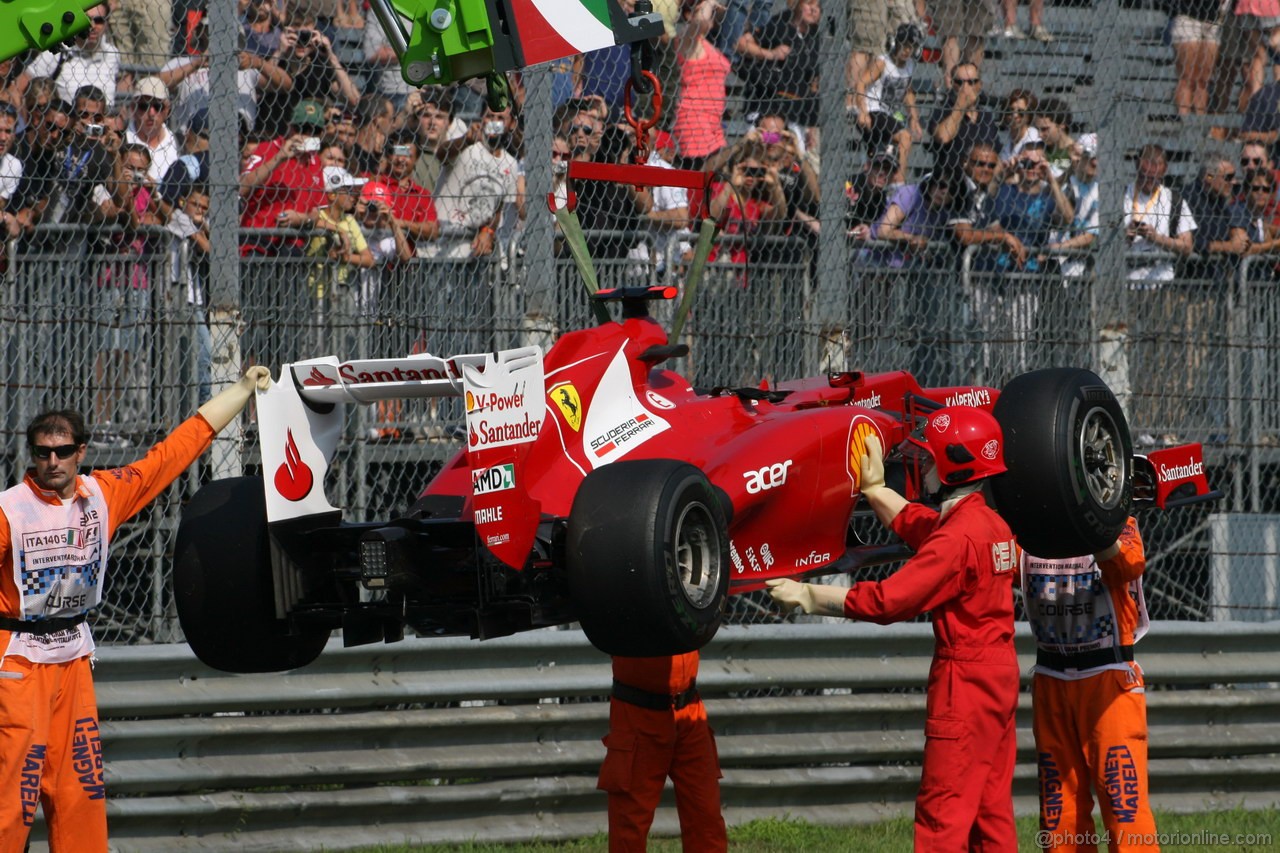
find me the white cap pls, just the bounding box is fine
[1078,132,1098,158]
[323,166,368,191]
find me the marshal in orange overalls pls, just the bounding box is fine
[1022,516,1160,852]
[0,415,215,853]
[597,651,727,852]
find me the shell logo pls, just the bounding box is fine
[982,439,1000,460]
[847,417,885,493]
[465,390,475,412]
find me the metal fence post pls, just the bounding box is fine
[205,0,246,479]
[813,1,851,374]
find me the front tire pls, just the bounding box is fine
[990,368,1133,558]
[567,460,729,657]
[174,476,329,672]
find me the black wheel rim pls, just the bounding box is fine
[674,500,720,609]
[1078,406,1125,510]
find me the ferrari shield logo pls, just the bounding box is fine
[551,383,582,432]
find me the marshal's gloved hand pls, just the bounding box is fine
[198,366,272,433]
[860,433,885,497]
[766,578,848,618]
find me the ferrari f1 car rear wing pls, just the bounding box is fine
[256,348,544,533]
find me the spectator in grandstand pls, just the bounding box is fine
[318,143,346,170]
[1001,0,1053,41]
[671,0,731,170]
[0,369,269,853]
[19,76,58,138]
[239,99,327,255]
[933,0,994,86]
[1181,151,1251,280]
[350,95,397,178]
[322,105,356,154]
[855,23,924,186]
[429,103,521,260]
[18,5,121,108]
[756,113,818,266]
[113,0,172,70]
[577,0,640,119]
[563,105,605,163]
[1238,142,1280,228]
[927,62,1000,175]
[1232,0,1280,116]
[735,0,822,129]
[242,0,286,58]
[303,166,373,333]
[1047,133,1100,278]
[711,0,772,64]
[258,17,359,140]
[359,180,413,268]
[9,98,70,235]
[1124,143,1197,284]
[981,142,1074,272]
[101,106,126,157]
[165,182,212,402]
[623,125,692,278]
[571,124,652,266]
[91,142,163,440]
[707,140,787,268]
[407,86,457,190]
[846,0,923,113]
[1031,98,1076,180]
[39,86,115,238]
[997,89,1041,181]
[156,108,208,222]
[0,104,21,222]
[869,168,964,268]
[1170,1,1223,115]
[952,141,1028,266]
[1237,78,1280,145]
[1243,167,1280,254]
[549,135,572,212]
[156,17,290,139]
[0,61,24,139]
[369,130,439,254]
[124,77,179,183]
[361,2,414,109]
[846,145,896,240]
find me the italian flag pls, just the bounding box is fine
[508,0,618,66]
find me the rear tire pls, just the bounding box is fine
[175,476,329,672]
[567,460,729,657]
[990,368,1133,558]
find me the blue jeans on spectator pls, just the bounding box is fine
[712,0,773,65]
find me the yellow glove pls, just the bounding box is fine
[860,434,885,495]
[765,578,848,617]
[198,366,272,433]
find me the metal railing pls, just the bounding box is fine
[21,621,1280,851]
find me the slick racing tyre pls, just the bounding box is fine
[567,459,729,657]
[175,476,328,673]
[990,368,1133,558]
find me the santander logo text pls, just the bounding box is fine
[1157,458,1205,482]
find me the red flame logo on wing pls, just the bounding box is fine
[274,429,314,501]
[302,367,336,386]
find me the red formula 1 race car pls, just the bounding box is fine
[174,288,1218,672]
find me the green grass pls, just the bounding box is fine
[345,808,1280,852]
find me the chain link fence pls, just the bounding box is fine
[2,0,1278,643]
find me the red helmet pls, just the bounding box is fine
[905,406,1007,486]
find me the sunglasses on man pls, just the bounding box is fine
[31,443,81,460]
